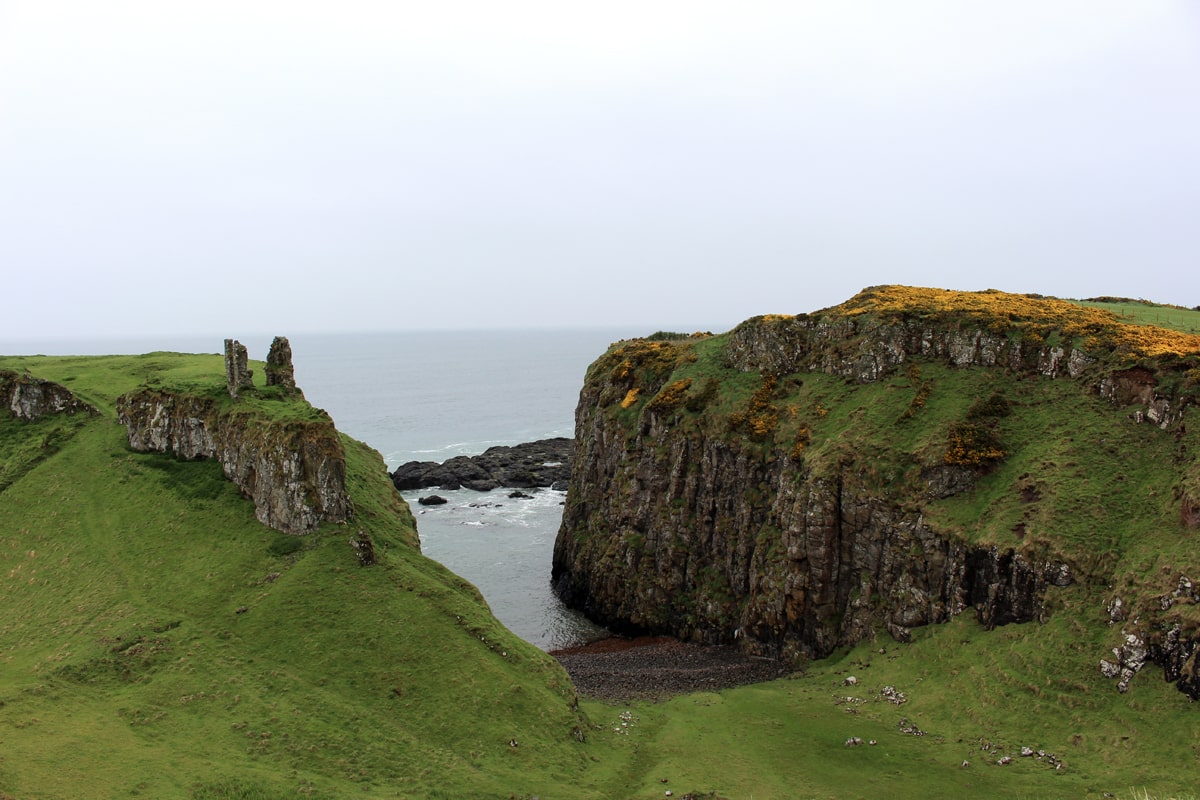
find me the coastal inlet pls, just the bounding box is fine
[392,439,608,651]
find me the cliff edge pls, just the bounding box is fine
[553,286,1200,697]
[115,338,350,535]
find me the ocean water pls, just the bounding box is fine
[288,329,628,466]
[292,329,642,650]
[4,327,644,649]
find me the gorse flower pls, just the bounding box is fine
[837,286,1200,357]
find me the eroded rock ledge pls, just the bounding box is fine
[552,439,1073,664]
[1,370,97,420]
[117,389,350,534]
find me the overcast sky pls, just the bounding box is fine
[2,1,1198,344]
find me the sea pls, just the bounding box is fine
[289,328,635,651]
[3,328,656,651]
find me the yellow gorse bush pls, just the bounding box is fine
[729,375,780,438]
[836,286,1200,358]
[647,378,693,413]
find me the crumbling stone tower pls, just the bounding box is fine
[265,336,299,395]
[224,339,253,398]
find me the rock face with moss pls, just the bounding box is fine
[264,336,299,395]
[553,287,1200,696]
[1,370,97,420]
[118,389,350,534]
[117,343,350,536]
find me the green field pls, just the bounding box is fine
[1072,297,1200,335]
[3,309,1200,799]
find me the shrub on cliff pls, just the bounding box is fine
[943,421,1008,466]
[967,391,1012,420]
[648,378,693,413]
[728,374,780,439]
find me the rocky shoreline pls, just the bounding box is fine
[391,437,572,492]
[551,636,788,702]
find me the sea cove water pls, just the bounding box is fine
[289,329,635,649]
[402,486,607,650]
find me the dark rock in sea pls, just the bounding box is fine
[418,495,448,506]
[392,438,572,492]
[508,491,534,499]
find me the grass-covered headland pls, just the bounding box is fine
[3,288,1200,800]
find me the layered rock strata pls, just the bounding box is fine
[552,427,1073,663]
[117,389,350,535]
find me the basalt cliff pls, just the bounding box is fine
[552,287,1200,697]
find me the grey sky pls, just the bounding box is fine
[2,1,1198,343]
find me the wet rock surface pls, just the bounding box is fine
[392,437,572,492]
[551,636,787,701]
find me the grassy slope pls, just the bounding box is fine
[0,354,616,800]
[1073,299,1200,336]
[595,606,1199,800]
[4,293,1200,800]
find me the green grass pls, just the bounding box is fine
[600,600,1200,799]
[1072,298,1200,335]
[4,322,1200,799]
[0,353,607,799]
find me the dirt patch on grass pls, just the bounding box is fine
[551,636,787,701]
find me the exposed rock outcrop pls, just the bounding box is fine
[224,339,253,398]
[1,370,98,420]
[265,336,299,395]
[552,287,1200,695]
[552,426,1072,663]
[722,313,1095,382]
[392,438,572,492]
[1100,577,1200,698]
[117,389,350,535]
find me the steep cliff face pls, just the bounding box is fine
[553,287,1200,694]
[117,389,350,535]
[553,426,1073,661]
[2,370,98,420]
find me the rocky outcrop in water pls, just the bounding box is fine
[2,370,98,420]
[392,438,572,492]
